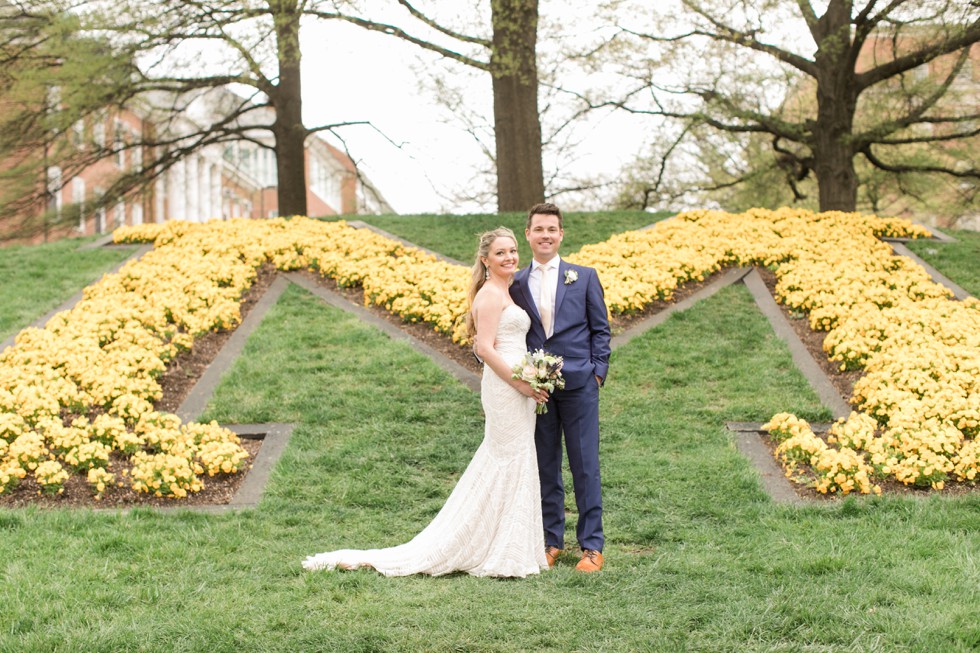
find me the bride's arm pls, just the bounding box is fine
[472,290,540,400]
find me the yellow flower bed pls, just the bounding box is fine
[34,459,70,495]
[569,208,975,494]
[110,211,980,495]
[0,218,287,500]
[1,216,471,501]
[2,209,975,500]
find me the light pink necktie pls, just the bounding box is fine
[539,263,553,338]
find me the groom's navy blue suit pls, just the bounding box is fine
[510,259,611,552]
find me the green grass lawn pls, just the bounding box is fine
[0,217,977,652]
[0,236,138,342]
[906,227,980,297]
[352,209,668,264]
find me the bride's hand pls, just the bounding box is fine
[514,380,546,404]
[518,381,548,404]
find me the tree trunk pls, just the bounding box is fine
[490,0,544,212]
[811,0,859,212]
[271,2,308,217]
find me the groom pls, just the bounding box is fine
[510,203,611,573]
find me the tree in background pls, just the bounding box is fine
[592,0,979,218]
[313,0,545,212]
[83,0,376,218]
[1,0,368,234]
[0,5,140,239]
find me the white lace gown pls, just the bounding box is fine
[302,305,547,577]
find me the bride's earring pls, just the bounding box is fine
[484,265,490,280]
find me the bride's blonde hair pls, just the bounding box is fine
[464,227,518,338]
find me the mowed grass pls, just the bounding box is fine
[906,227,980,297]
[0,217,977,652]
[356,209,668,263]
[0,236,138,342]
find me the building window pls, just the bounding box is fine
[46,85,61,109]
[309,154,341,210]
[71,120,85,148]
[114,201,126,228]
[954,59,974,87]
[94,186,106,233]
[114,121,126,169]
[46,166,63,217]
[131,202,143,226]
[93,120,106,149]
[263,148,275,185]
[72,177,86,231]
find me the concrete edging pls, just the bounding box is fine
[95,423,295,514]
[285,271,482,393]
[611,267,752,350]
[222,422,294,510]
[725,423,808,505]
[175,276,290,422]
[889,242,973,301]
[741,269,852,420]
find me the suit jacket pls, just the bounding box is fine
[510,260,611,390]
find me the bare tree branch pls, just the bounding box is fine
[862,144,980,178]
[857,18,980,90]
[394,0,490,47]
[306,9,488,71]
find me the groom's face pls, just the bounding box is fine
[526,213,564,263]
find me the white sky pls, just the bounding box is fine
[130,1,816,216]
[300,21,491,214]
[287,2,820,215]
[297,14,649,215]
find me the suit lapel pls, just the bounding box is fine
[515,266,541,322]
[554,260,569,320]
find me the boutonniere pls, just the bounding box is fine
[564,269,578,285]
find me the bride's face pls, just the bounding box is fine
[482,236,519,279]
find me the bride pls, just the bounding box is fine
[302,227,549,577]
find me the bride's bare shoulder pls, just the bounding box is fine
[474,284,507,304]
[472,285,507,320]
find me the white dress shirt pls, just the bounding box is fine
[530,256,561,335]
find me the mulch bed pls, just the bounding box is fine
[755,267,863,403]
[0,266,278,510]
[0,437,263,510]
[154,264,280,413]
[756,429,976,501]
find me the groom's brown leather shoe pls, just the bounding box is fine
[544,546,563,568]
[575,549,603,572]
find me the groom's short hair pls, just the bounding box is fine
[526,203,563,229]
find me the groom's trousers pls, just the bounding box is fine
[535,379,604,552]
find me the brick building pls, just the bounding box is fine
[1,87,393,244]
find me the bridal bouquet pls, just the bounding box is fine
[512,349,565,414]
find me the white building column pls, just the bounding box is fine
[186,155,200,222]
[199,156,212,220]
[154,177,166,223]
[210,163,222,218]
[168,159,186,221]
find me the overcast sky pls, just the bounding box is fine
[297,11,645,215]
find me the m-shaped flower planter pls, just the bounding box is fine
[2,221,968,510]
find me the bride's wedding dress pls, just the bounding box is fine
[302,304,547,577]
